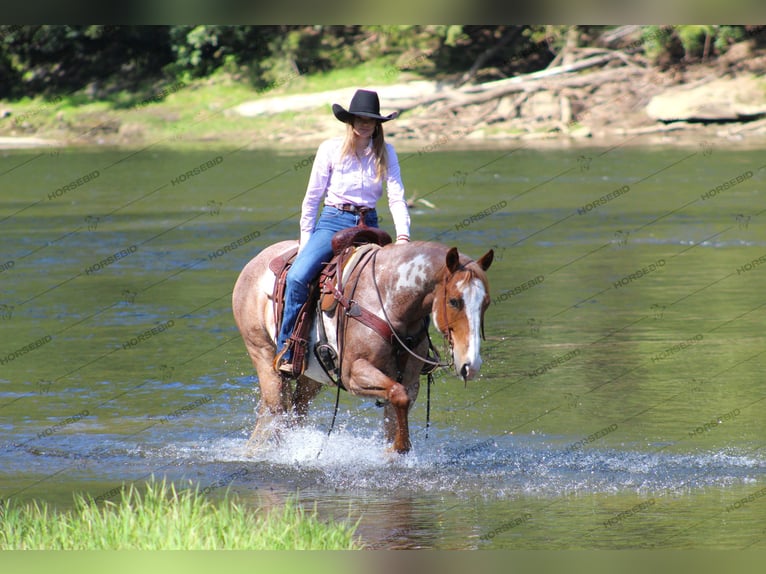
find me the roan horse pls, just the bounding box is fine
[232,240,493,453]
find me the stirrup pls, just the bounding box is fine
[314,343,340,381]
[273,345,294,375]
[278,362,295,376]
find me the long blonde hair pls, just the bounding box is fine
[340,121,388,183]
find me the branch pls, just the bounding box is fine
[596,25,643,49]
[465,51,635,92]
[455,27,522,87]
[395,51,647,121]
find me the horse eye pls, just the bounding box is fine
[448,297,463,310]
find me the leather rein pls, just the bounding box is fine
[332,247,487,372]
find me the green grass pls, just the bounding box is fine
[285,59,406,94]
[0,60,424,150]
[0,480,360,550]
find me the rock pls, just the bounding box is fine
[718,40,753,65]
[465,128,486,140]
[646,75,766,122]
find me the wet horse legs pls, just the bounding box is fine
[348,358,411,453]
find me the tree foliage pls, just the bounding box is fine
[1,25,764,101]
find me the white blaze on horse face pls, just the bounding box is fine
[456,276,486,381]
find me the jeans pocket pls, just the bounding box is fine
[322,206,343,218]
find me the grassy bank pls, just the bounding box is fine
[4,59,765,153]
[0,61,404,151]
[0,480,359,550]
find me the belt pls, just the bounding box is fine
[326,203,374,215]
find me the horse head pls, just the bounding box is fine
[433,247,494,382]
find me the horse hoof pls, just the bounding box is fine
[246,420,285,453]
[246,428,271,451]
[385,444,411,456]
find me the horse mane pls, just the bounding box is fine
[408,240,490,284]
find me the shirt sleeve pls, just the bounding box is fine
[299,139,334,236]
[385,144,411,239]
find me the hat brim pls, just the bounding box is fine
[332,104,398,124]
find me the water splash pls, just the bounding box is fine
[152,425,766,497]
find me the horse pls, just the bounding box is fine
[231,240,494,454]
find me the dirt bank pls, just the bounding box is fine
[230,41,766,152]
[2,42,765,152]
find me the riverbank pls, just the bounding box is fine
[1,46,765,152]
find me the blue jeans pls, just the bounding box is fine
[276,206,379,360]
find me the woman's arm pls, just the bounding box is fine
[385,145,411,242]
[298,140,334,250]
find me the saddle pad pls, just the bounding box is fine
[339,243,380,285]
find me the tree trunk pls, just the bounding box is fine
[561,26,579,67]
[456,27,522,87]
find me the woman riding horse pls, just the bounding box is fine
[233,89,494,453]
[233,239,493,453]
[275,89,411,376]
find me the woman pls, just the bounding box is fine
[275,89,411,375]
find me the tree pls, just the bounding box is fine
[0,25,173,99]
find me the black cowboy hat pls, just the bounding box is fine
[332,89,399,124]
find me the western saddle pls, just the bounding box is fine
[269,221,393,379]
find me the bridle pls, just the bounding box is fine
[369,251,489,375]
[436,265,488,348]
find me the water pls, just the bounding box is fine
[1,142,765,549]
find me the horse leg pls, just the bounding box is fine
[382,403,399,445]
[292,375,323,420]
[384,374,420,448]
[247,346,293,449]
[348,358,411,453]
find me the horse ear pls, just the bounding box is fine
[477,249,494,271]
[446,247,461,273]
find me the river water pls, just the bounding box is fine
[1,141,765,549]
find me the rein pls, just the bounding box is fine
[369,249,452,370]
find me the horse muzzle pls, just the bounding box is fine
[458,356,482,382]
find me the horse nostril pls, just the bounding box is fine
[460,363,469,380]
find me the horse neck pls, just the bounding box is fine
[376,242,455,323]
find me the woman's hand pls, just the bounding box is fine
[395,235,410,245]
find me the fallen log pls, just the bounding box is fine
[398,51,642,116]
